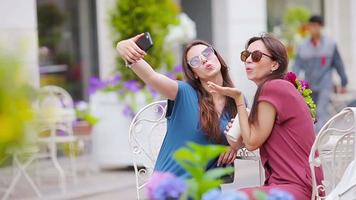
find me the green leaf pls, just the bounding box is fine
[186,179,199,200]
[175,159,204,179]
[253,190,268,200]
[198,180,223,198]
[203,167,234,181]
[187,142,228,167]
[173,148,198,163]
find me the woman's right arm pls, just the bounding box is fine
[207,82,276,151]
[116,34,178,100]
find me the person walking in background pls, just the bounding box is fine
[116,35,238,178]
[207,34,324,200]
[293,15,348,132]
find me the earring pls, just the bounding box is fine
[270,69,274,73]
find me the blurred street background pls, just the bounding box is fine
[1,0,356,199]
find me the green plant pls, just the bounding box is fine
[74,101,98,125]
[110,0,179,83]
[173,142,234,200]
[37,3,66,50]
[0,50,33,160]
[281,7,310,59]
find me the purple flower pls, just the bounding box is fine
[57,130,66,136]
[267,189,295,200]
[154,178,186,199]
[147,85,159,98]
[203,189,248,200]
[146,172,186,200]
[203,189,221,200]
[284,72,297,85]
[123,80,142,92]
[174,64,183,73]
[123,104,135,118]
[300,79,310,89]
[88,76,106,95]
[88,75,122,95]
[107,75,121,86]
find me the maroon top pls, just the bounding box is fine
[240,79,323,200]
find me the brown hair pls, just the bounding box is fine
[182,40,237,143]
[247,34,288,124]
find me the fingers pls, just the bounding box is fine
[227,150,237,164]
[127,39,146,57]
[218,148,237,166]
[129,39,146,55]
[217,154,223,167]
[207,81,220,90]
[116,39,145,63]
[224,121,233,134]
[218,152,230,166]
[133,33,145,42]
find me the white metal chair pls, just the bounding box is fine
[309,107,356,200]
[34,85,78,193]
[2,145,43,200]
[325,160,356,200]
[128,100,167,199]
[128,100,263,199]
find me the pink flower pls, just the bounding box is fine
[300,80,310,89]
[284,72,297,85]
[146,172,186,200]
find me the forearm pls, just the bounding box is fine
[130,59,157,83]
[234,97,256,150]
[332,47,348,87]
[230,136,244,150]
[131,59,178,100]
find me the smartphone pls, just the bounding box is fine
[136,32,153,52]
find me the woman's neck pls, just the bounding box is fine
[201,73,226,114]
[201,73,224,91]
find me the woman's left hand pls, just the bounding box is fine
[217,146,237,166]
[207,81,243,101]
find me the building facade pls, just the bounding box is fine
[1,0,355,167]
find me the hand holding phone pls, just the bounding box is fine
[124,32,153,66]
[135,32,153,52]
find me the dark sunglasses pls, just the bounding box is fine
[188,46,214,68]
[240,50,273,62]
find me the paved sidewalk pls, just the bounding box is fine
[0,156,136,200]
[0,155,262,199]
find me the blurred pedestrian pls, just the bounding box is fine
[293,15,348,132]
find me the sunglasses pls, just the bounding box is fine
[240,50,273,62]
[188,46,215,68]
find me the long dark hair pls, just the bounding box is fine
[182,40,237,143]
[247,34,288,124]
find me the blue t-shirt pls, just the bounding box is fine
[154,81,231,177]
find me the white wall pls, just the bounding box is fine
[96,0,117,79]
[325,0,355,91]
[0,0,39,87]
[350,0,356,91]
[212,0,267,105]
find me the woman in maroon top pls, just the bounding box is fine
[207,34,324,200]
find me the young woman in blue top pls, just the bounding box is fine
[116,34,238,177]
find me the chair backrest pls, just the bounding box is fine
[128,100,167,199]
[35,85,76,137]
[309,107,356,200]
[36,85,75,123]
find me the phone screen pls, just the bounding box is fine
[136,32,153,52]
